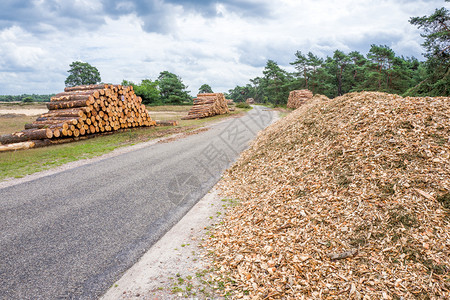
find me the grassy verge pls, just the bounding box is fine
[0,108,247,181]
[0,114,39,135]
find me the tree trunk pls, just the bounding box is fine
[64,84,108,92]
[39,108,89,118]
[25,123,69,130]
[156,120,179,126]
[47,99,92,110]
[0,128,53,144]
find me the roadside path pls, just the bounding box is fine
[0,106,274,299]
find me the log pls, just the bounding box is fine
[155,120,179,126]
[0,141,35,152]
[39,107,88,118]
[35,116,80,122]
[53,90,103,99]
[64,84,108,92]
[47,99,92,110]
[0,128,53,144]
[32,118,78,126]
[25,123,68,130]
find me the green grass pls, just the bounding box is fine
[235,102,251,109]
[0,108,248,181]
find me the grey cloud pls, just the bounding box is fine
[0,0,104,33]
[101,0,272,33]
[166,0,271,17]
[1,0,271,35]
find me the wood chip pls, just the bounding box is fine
[206,92,450,299]
[327,249,358,260]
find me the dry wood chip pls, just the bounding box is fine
[326,249,358,260]
[205,92,450,299]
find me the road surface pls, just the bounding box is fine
[0,106,275,299]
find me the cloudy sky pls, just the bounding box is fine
[0,0,446,96]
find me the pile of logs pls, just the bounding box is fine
[182,93,229,120]
[227,99,236,111]
[0,84,156,151]
[155,120,179,126]
[246,98,255,104]
[287,89,313,109]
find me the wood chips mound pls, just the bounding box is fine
[208,92,450,299]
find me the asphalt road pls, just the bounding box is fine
[0,106,275,299]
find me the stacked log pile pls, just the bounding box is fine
[227,99,236,111]
[155,120,179,126]
[287,89,313,109]
[182,93,229,120]
[245,98,255,104]
[0,84,156,151]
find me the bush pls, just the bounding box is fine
[22,97,33,103]
[236,102,251,109]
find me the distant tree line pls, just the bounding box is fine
[227,1,449,104]
[0,94,54,102]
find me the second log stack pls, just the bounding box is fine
[287,89,313,109]
[182,93,229,120]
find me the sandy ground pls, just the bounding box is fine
[0,109,47,116]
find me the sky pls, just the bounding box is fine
[0,0,446,96]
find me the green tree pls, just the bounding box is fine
[347,51,368,92]
[65,61,101,87]
[409,1,450,95]
[198,84,213,94]
[158,71,191,104]
[262,60,291,105]
[249,77,268,103]
[306,52,324,94]
[329,50,351,96]
[122,79,160,105]
[366,45,396,91]
[291,51,310,89]
[228,84,255,102]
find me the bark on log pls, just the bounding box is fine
[53,90,103,99]
[25,123,68,130]
[0,141,35,152]
[155,120,179,126]
[47,99,91,110]
[32,118,78,126]
[39,108,88,118]
[0,128,53,144]
[64,84,108,92]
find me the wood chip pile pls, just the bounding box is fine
[182,93,229,120]
[208,92,450,298]
[246,98,255,104]
[287,89,313,109]
[0,84,156,151]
